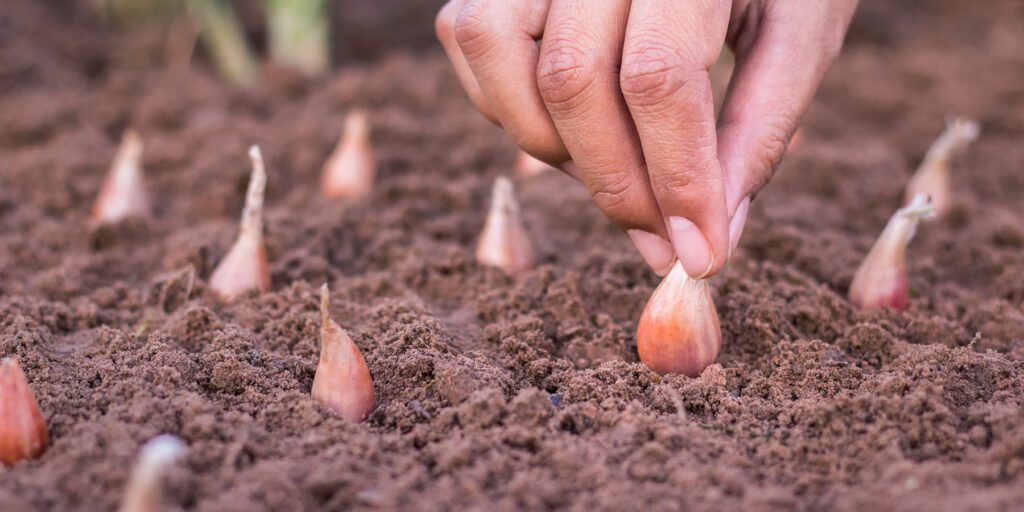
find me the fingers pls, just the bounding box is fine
[621,0,732,278]
[452,0,570,164]
[538,0,675,275]
[718,0,858,252]
[436,0,496,123]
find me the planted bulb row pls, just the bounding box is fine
[1,115,978,480]
[1,113,378,465]
[92,110,377,227]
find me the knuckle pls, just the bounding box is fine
[733,112,793,199]
[653,168,715,199]
[537,40,600,109]
[587,169,636,214]
[764,113,794,159]
[620,42,691,105]
[453,0,498,55]
[752,114,792,186]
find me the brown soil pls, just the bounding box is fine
[2,0,1024,510]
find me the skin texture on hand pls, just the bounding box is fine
[436,0,859,278]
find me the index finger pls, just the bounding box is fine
[538,0,676,276]
[620,0,732,279]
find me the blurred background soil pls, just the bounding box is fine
[1,0,1023,510]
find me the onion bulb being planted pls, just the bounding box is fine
[209,146,270,301]
[0,357,48,465]
[321,110,376,200]
[904,117,979,216]
[313,284,375,422]
[92,130,150,224]
[119,435,186,512]
[636,261,721,377]
[476,176,535,274]
[848,194,935,311]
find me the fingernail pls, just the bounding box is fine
[728,196,751,260]
[668,217,715,279]
[627,230,676,277]
[559,161,581,180]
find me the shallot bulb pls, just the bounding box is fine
[636,262,721,377]
[208,146,271,301]
[92,130,150,224]
[904,117,979,216]
[118,435,186,512]
[321,110,376,200]
[475,176,535,274]
[848,194,935,311]
[312,284,375,422]
[0,357,48,465]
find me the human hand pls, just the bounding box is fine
[436,0,858,277]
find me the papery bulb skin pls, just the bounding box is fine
[0,358,48,465]
[119,435,186,512]
[904,117,979,216]
[849,194,935,311]
[636,262,722,377]
[312,284,375,422]
[475,176,535,274]
[515,150,552,177]
[209,146,271,301]
[321,110,376,200]
[92,130,150,224]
